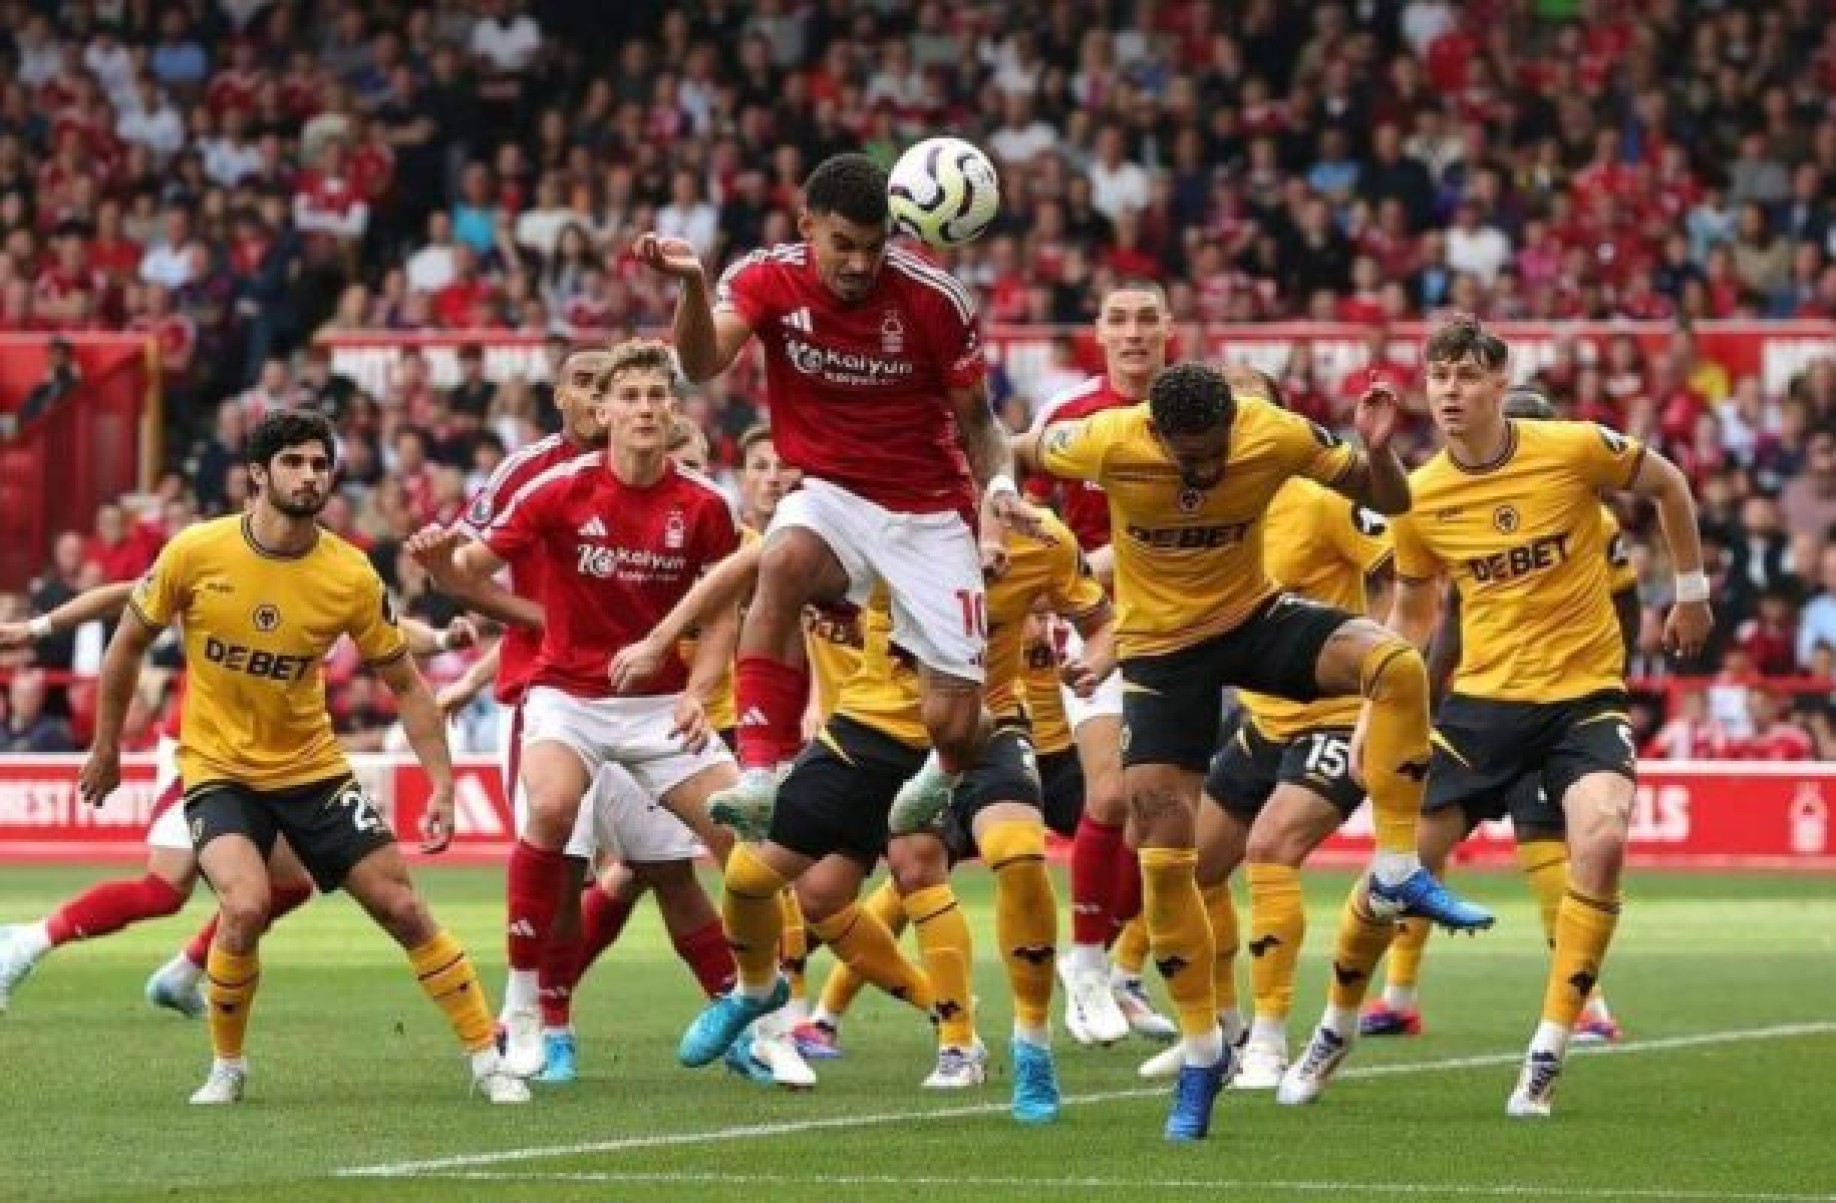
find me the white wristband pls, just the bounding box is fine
[1674,571,1710,604]
[435,629,455,652]
[987,474,1019,500]
[27,615,54,640]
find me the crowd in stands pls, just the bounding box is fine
[2,0,1834,756]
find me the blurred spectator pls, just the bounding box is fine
[1780,428,1836,540]
[83,502,155,583]
[1731,688,1815,760]
[1643,688,1729,760]
[1796,546,1836,672]
[2,669,73,753]
[19,337,82,423]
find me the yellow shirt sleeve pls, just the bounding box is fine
[1284,410,1358,489]
[348,565,409,668]
[1568,422,1648,491]
[1037,409,1119,484]
[127,535,192,630]
[1329,494,1395,577]
[1390,512,1440,584]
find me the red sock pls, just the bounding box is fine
[735,654,809,769]
[673,918,738,998]
[1110,846,1142,939]
[183,881,315,967]
[538,930,584,1029]
[44,874,186,946]
[507,841,568,972]
[576,882,637,979]
[1071,816,1125,946]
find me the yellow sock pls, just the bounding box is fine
[981,820,1057,1034]
[1202,883,1239,1018]
[1359,641,1431,855]
[205,945,259,1061]
[779,890,810,1003]
[905,883,975,1047]
[1385,918,1431,993]
[811,901,935,1013]
[815,878,906,1021]
[1139,846,1215,1039]
[408,929,496,1053]
[1542,888,1620,1029]
[1245,863,1305,1023]
[1113,915,1150,978]
[1517,838,1569,947]
[722,844,790,992]
[1327,887,1397,1012]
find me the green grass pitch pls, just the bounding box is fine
[1,864,1833,1202]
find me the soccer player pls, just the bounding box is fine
[0,568,471,1018]
[1020,360,1492,1141]
[1278,318,1710,1118]
[634,151,1042,835]
[1362,386,1639,1044]
[1132,367,1396,1089]
[413,339,747,1083]
[1026,279,1172,1046]
[74,409,526,1104]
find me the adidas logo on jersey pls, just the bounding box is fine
[781,307,813,333]
[507,919,538,939]
[577,517,609,538]
[738,706,771,728]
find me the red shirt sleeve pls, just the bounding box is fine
[482,474,553,562]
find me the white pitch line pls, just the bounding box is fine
[405,1169,1836,1202]
[337,1020,1836,1179]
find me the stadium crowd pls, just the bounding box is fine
[0,0,1833,755]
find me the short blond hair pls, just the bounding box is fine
[600,337,678,388]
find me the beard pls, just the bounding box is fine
[271,490,328,519]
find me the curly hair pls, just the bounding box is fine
[803,153,890,226]
[1423,314,1509,370]
[600,338,678,388]
[244,408,335,469]
[1148,362,1235,435]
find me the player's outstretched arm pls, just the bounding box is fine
[374,654,457,854]
[78,610,160,808]
[608,538,763,693]
[401,615,478,658]
[0,580,137,648]
[1061,600,1119,699]
[436,637,499,718]
[1330,380,1413,515]
[632,233,752,383]
[953,385,1049,538]
[1623,449,1713,659]
[407,525,543,630]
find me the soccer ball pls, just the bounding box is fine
[888,137,1001,250]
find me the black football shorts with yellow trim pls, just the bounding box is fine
[941,722,1049,862]
[1036,746,1085,839]
[1121,593,1355,772]
[767,714,926,867]
[1203,718,1364,820]
[1425,689,1636,822]
[185,774,394,892]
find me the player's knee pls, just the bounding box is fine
[1244,826,1308,868]
[793,875,854,924]
[216,891,271,941]
[1565,782,1630,891]
[1360,637,1428,709]
[1084,767,1128,824]
[886,836,948,893]
[755,534,831,614]
[372,888,436,947]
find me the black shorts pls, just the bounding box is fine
[185,774,394,893]
[940,724,1047,861]
[1037,746,1085,839]
[1498,773,1567,841]
[1203,719,1364,820]
[766,715,926,867]
[1121,593,1354,772]
[1426,690,1636,823]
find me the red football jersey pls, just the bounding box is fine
[457,433,591,706]
[484,457,739,699]
[714,241,985,515]
[1026,375,1137,551]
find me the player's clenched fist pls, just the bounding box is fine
[633,233,705,282]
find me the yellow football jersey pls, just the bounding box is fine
[1392,419,1645,703]
[1239,478,1394,739]
[1601,504,1638,594]
[1039,398,1357,657]
[678,526,760,731]
[1022,622,1074,756]
[803,603,867,723]
[834,515,1104,748]
[129,514,407,791]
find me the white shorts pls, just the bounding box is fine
[521,687,735,808]
[1059,625,1124,731]
[500,701,598,859]
[146,736,190,852]
[772,477,986,682]
[586,767,704,864]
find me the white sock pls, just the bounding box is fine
[1248,1014,1287,1049]
[1323,1005,1360,1039]
[1371,850,1422,887]
[1583,993,1613,1021]
[1383,983,1419,1010]
[1065,942,1107,975]
[781,996,811,1026]
[1182,1025,1225,1068]
[810,1005,842,1030]
[213,1056,248,1074]
[1529,1019,1570,1061]
[1110,965,1142,987]
[469,1047,502,1077]
[162,952,204,986]
[1013,1021,1050,1047]
[17,920,53,960]
[1218,1007,1246,1048]
[502,969,539,1013]
[541,1024,572,1039]
[738,976,778,1002]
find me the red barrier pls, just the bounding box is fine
[1,755,1831,871]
